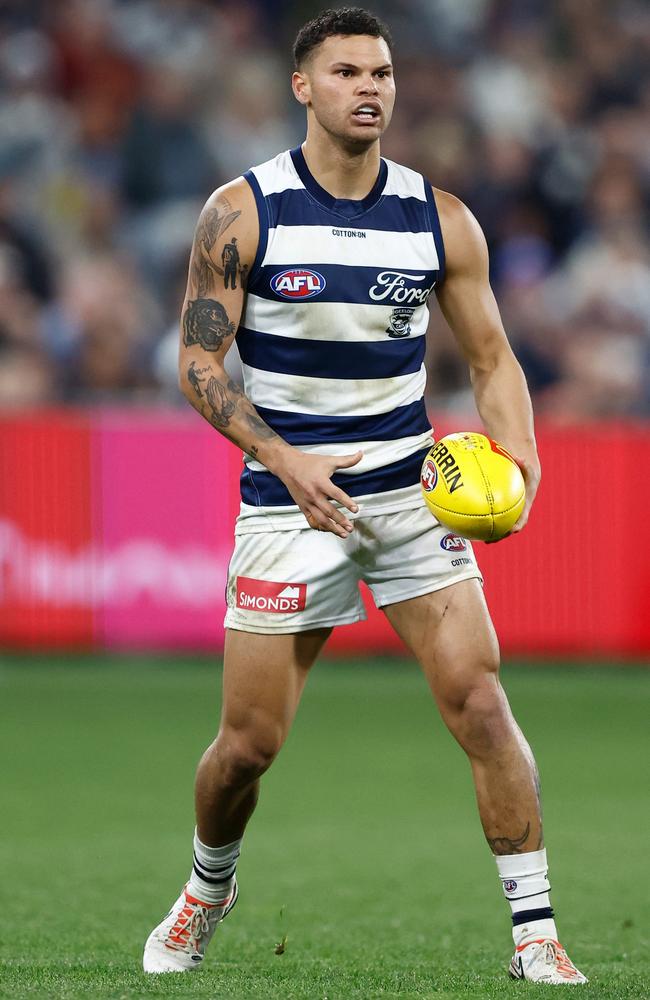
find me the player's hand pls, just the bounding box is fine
[487,454,541,543]
[277,449,363,538]
[511,454,540,533]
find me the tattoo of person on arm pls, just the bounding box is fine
[187,360,213,397]
[183,298,235,351]
[222,236,241,289]
[191,201,241,297]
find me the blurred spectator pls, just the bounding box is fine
[0,344,56,408]
[0,0,647,417]
[203,52,299,180]
[42,255,162,402]
[51,0,141,113]
[0,175,54,301]
[121,64,214,208]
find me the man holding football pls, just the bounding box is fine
[144,7,587,985]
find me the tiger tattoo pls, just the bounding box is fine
[182,298,235,351]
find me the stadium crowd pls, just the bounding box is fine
[0,0,648,418]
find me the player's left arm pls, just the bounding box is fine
[434,189,541,535]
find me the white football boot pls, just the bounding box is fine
[143,880,238,973]
[509,938,588,984]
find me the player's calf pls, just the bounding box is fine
[194,727,282,846]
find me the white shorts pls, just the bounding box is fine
[224,504,482,634]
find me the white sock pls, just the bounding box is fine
[495,848,558,946]
[187,830,241,905]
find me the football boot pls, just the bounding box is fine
[509,937,588,984]
[143,880,238,973]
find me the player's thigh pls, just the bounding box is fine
[361,504,482,615]
[383,578,501,711]
[220,626,330,746]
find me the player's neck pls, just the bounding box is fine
[301,135,381,201]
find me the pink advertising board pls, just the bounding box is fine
[95,410,240,651]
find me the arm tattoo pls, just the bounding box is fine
[245,411,279,439]
[187,360,208,397]
[205,377,237,427]
[221,236,241,289]
[487,822,531,855]
[182,298,235,351]
[185,362,277,445]
[226,377,244,397]
[191,201,241,296]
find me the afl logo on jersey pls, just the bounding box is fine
[271,269,326,299]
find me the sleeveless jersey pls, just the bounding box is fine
[236,145,444,532]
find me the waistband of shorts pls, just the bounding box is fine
[235,483,425,534]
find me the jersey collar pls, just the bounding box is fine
[290,145,387,219]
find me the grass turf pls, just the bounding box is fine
[0,655,648,999]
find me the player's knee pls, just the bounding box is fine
[460,681,511,748]
[439,659,512,755]
[216,729,281,787]
[438,647,498,714]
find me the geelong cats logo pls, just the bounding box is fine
[386,306,415,338]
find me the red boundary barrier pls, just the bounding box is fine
[1,410,648,655]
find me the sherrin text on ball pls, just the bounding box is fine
[421,433,526,541]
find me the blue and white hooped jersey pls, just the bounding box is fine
[237,145,444,531]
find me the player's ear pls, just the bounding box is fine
[292,70,310,106]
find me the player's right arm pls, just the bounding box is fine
[178,179,360,537]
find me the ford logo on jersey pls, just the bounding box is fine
[369,270,433,304]
[271,269,326,299]
[440,533,467,552]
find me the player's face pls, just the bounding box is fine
[294,35,395,147]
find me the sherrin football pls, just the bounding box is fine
[420,432,526,541]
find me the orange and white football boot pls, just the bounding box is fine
[509,938,588,984]
[143,880,238,973]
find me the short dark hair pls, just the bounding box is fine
[293,7,393,69]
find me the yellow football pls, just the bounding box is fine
[420,432,526,541]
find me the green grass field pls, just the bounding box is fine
[0,655,648,999]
